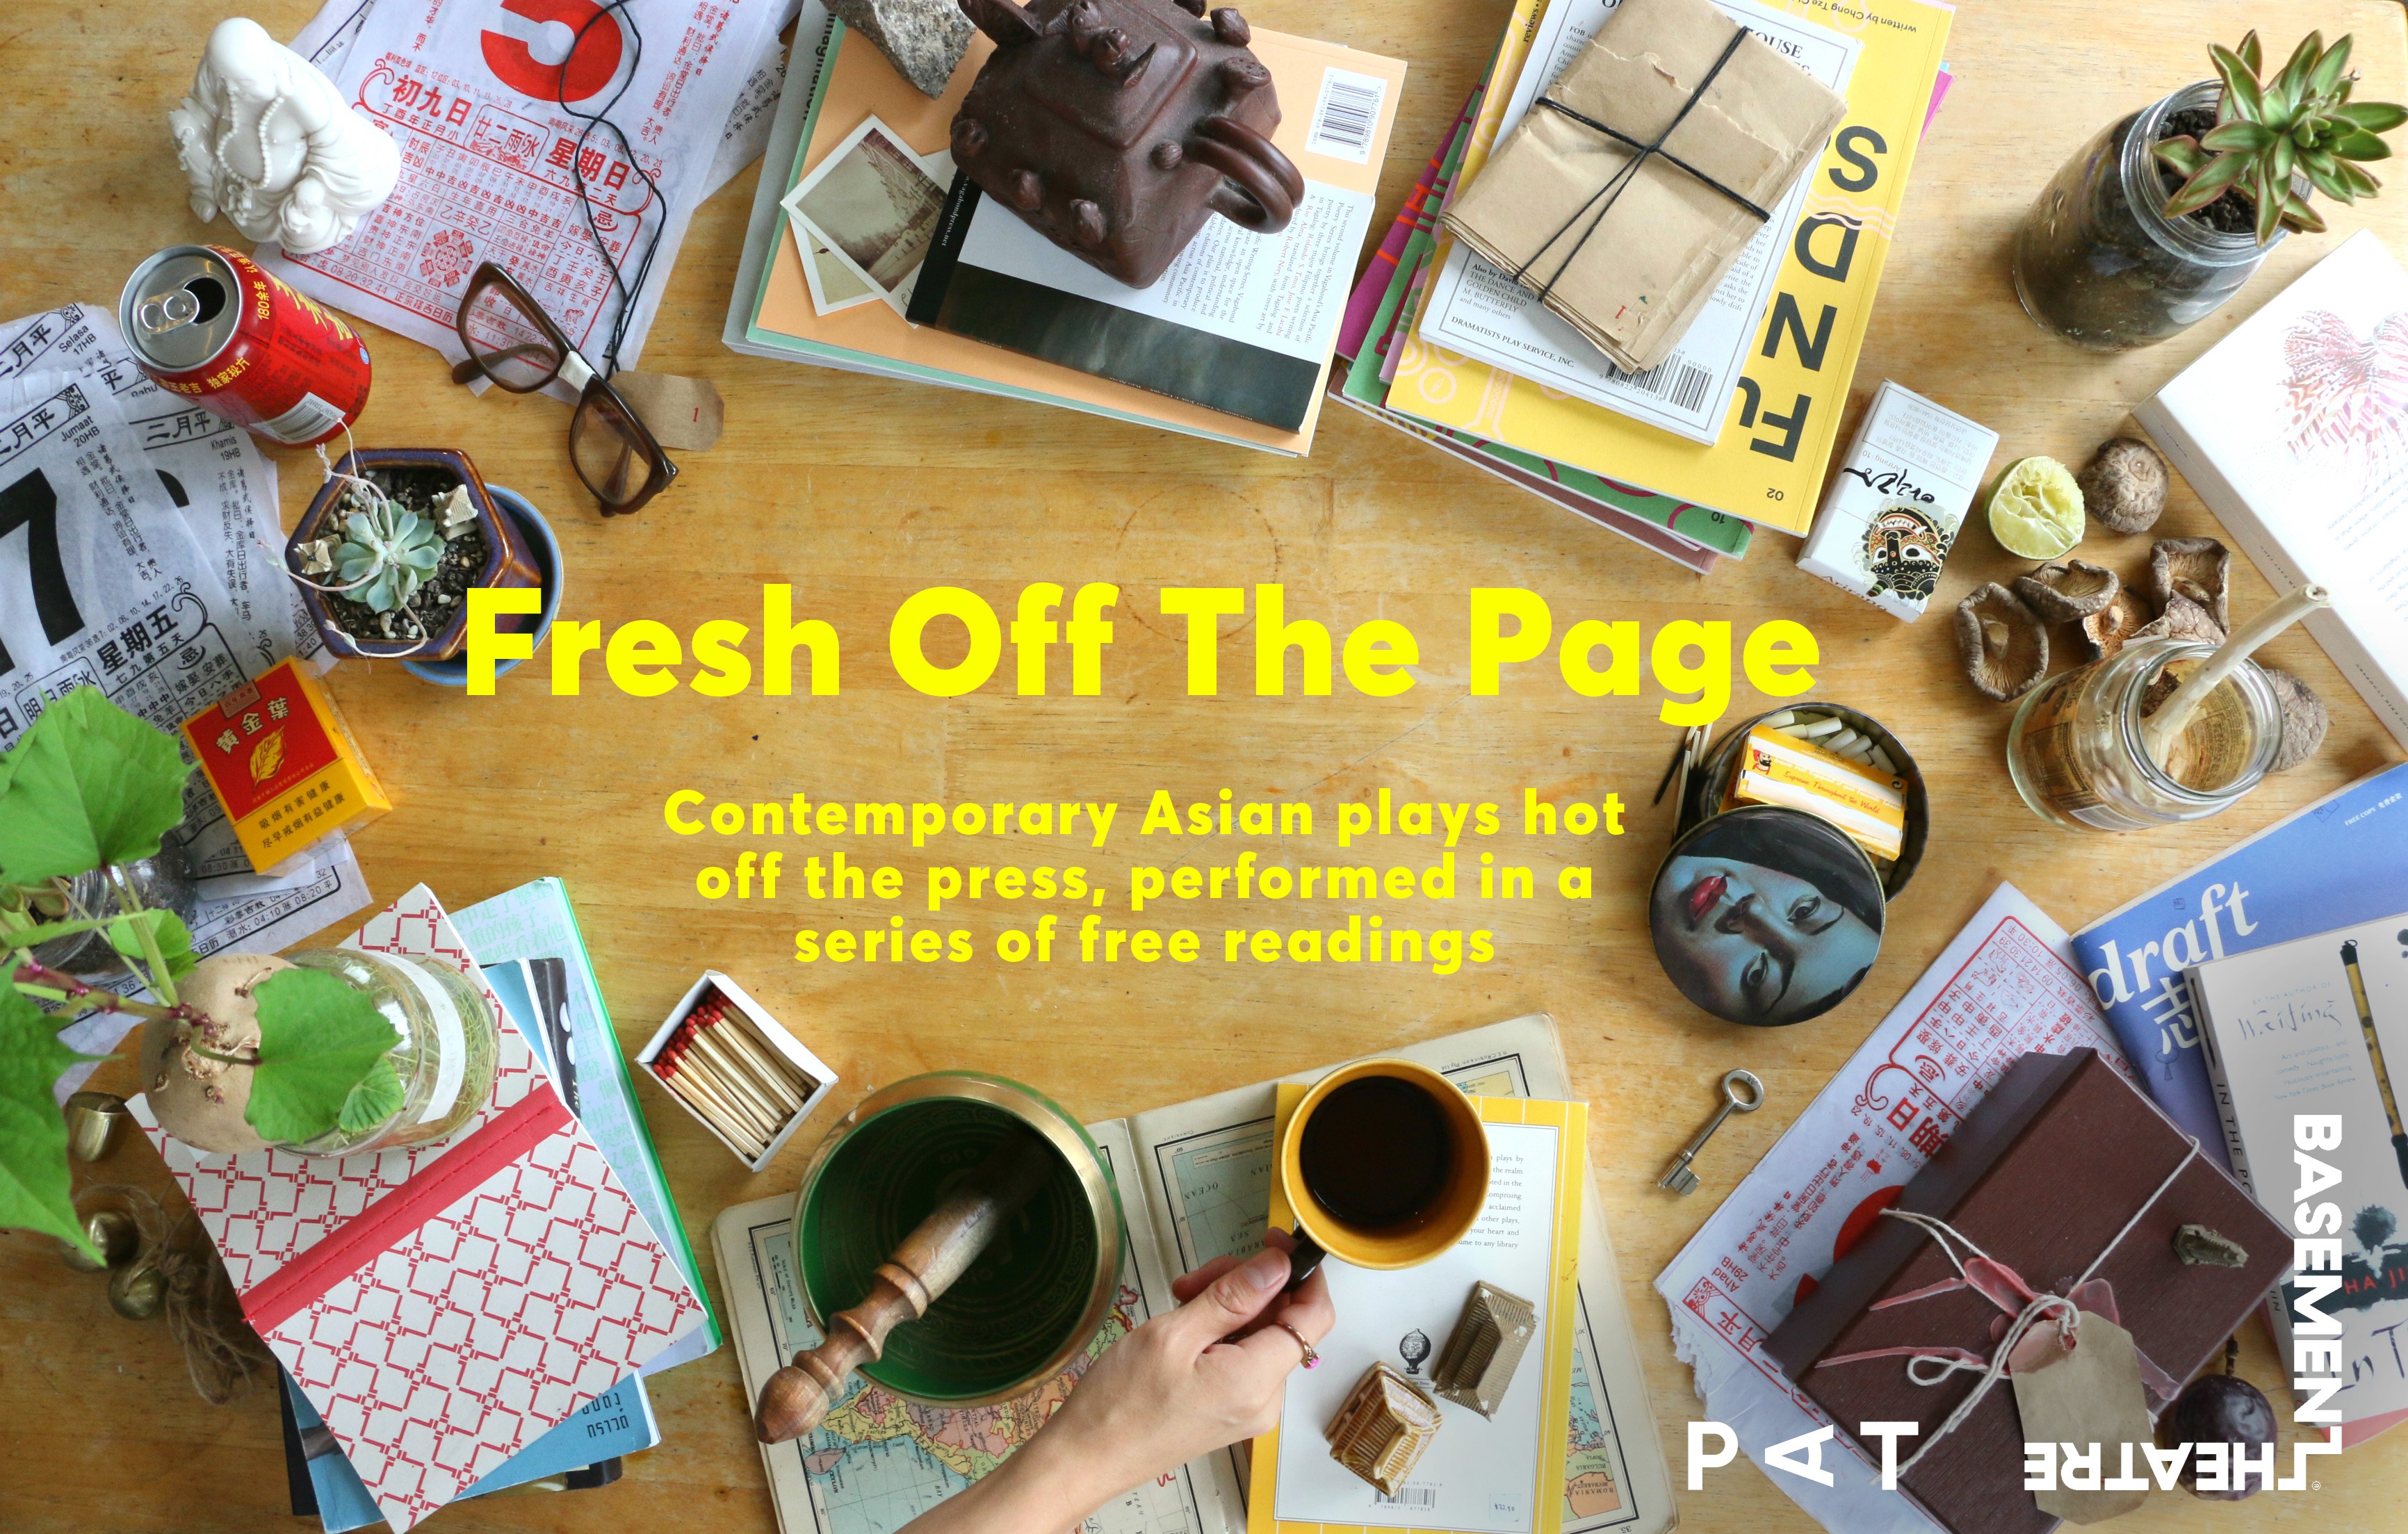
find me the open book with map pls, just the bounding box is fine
[713,1014,1675,1534]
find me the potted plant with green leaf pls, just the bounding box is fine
[1,692,496,1259]
[286,448,541,662]
[2013,31,2407,350]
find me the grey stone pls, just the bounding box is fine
[830,0,975,98]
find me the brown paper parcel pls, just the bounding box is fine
[1441,0,1848,373]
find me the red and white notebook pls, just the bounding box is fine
[132,886,706,1531]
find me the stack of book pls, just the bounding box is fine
[142,884,721,1533]
[2135,229,2408,754]
[1335,0,1954,571]
[724,10,1405,455]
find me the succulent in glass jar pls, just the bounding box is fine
[2154,31,2407,245]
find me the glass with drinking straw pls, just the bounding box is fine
[2006,585,2329,831]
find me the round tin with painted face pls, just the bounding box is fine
[1649,804,1887,1028]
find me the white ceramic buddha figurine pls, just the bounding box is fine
[168,18,400,255]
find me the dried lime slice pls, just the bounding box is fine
[1986,456,2085,560]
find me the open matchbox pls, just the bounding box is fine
[635,970,838,1170]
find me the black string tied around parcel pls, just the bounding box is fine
[1510,26,1773,307]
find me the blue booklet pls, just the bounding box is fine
[285,1367,653,1533]
[2072,761,2408,1165]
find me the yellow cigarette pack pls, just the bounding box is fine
[1727,724,1906,861]
[181,659,390,874]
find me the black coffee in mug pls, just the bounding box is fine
[1297,1075,1453,1229]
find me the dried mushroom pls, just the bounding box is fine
[2151,537,2231,630]
[2077,437,2169,534]
[2013,560,2121,621]
[1955,583,2049,701]
[2081,587,2151,659]
[2132,591,2227,646]
[2264,667,2329,771]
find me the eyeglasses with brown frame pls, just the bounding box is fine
[451,262,677,517]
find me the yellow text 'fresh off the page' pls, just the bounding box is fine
[465,584,1817,725]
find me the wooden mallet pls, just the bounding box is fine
[754,1129,1060,1443]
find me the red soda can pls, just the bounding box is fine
[117,244,372,448]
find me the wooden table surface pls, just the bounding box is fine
[7,1,2408,1530]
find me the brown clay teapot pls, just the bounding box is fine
[952,0,1305,288]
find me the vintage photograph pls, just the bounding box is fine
[782,115,946,316]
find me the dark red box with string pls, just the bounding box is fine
[1764,1048,2288,1534]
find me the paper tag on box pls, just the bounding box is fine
[2012,1309,2154,1525]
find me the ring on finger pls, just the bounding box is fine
[1269,1319,1319,1369]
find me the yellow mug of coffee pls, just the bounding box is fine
[1277,1057,1491,1281]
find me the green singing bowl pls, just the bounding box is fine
[790,1072,1124,1405]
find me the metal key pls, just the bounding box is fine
[1657,1069,1765,1196]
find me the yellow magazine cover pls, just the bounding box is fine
[1246,1089,1588,1534]
[1393,0,1952,536]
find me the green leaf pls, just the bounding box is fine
[0,690,189,885]
[243,968,400,1145]
[2271,134,2297,181]
[2306,157,2357,202]
[2212,44,2264,123]
[2153,136,2211,176]
[2202,120,2277,154]
[2282,194,2329,234]
[0,986,96,1255]
[2334,130,2393,163]
[2309,35,2354,101]
[2165,152,2252,216]
[2256,161,2286,244]
[2342,160,2382,197]
[2272,31,2325,120]
[2238,29,2263,76]
[106,909,196,989]
[2336,101,2408,134]
[336,1056,405,1136]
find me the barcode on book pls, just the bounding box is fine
[1307,67,1386,164]
[1374,1486,1438,1508]
[1609,356,1715,414]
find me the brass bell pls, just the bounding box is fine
[109,1260,168,1320]
[59,1208,139,1273]
[65,1091,130,1163]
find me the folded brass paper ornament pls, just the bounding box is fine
[1326,1361,1442,1496]
[952,0,1304,288]
[1431,1281,1537,1417]
[1440,0,1848,372]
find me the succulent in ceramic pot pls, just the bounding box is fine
[287,448,540,661]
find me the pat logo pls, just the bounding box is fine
[1684,1421,2340,1494]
